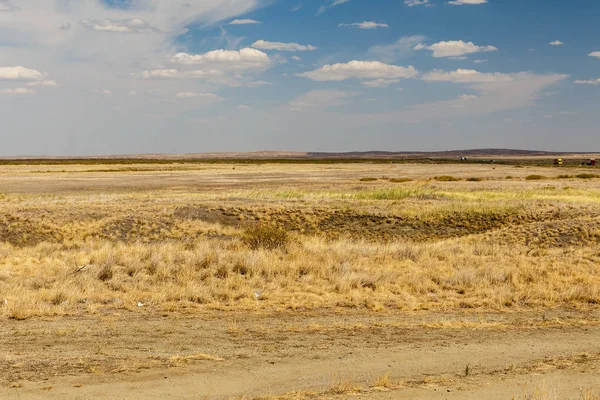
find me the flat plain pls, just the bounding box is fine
[1,160,600,399]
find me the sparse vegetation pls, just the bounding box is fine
[435,175,461,182]
[526,174,545,180]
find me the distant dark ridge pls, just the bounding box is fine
[306,149,583,158]
[1,149,598,162]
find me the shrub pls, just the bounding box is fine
[242,224,289,251]
[505,176,515,180]
[525,175,545,180]
[466,177,483,182]
[558,175,574,179]
[359,177,378,182]
[576,173,599,179]
[388,178,413,183]
[434,176,461,182]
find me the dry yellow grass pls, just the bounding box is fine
[0,162,599,319]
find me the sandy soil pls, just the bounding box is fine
[1,310,599,399]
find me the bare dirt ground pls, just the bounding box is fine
[1,310,599,399]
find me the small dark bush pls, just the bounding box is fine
[388,178,413,183]
[576,173,599,179]
[557,175,574,179]
[243,224,289,251]
[434,176,461,182]
[97,264,113,281]
[505,176,515,180]
[466,177,484,182]
[359,177,378,182]
[525,174,545,180]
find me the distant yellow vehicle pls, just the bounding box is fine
[554,158,563,165]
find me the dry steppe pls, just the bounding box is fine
[1,160,600,399]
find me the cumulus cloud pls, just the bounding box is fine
[589,52,600,58]
[0,88,36,95]
[292,56,302,61]
[362,78,401,88]
[338,21,389,29]
[415,40,498,58]
[27,80,57,87]
[298,60,418,81]
[141,69,180,79]
[549,40,564,46]
[229,19,261,25]
[368,35,426,63]
[574,79,600,85]
[170,48,271,70]
[448,0,487,5]
[317,0,351,15]
[251,40,317,52]
[0,66,45,81]
[404,0,432,6]
[80,18,157,34]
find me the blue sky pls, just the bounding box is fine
[0,0,598,155]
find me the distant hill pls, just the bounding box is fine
[1,149,598,161]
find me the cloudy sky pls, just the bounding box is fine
[0,0,599,155]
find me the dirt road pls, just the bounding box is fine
[1,311,599,399]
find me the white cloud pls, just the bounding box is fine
[170,48,271,70]
[373,72,567,123]
[237,104,251,109]
[589,52,600,58]
[176,92,223,101]
[27,80,57,87]
[0,66,45,81]
[339,21,389,29]
[317,0,351,15]
[292,56,302,61]
[574,79,600,85]
[0,88,35,95]
[549,40,564,46]
[416,40,498,58]
[363,78,401,88]
[229,19,261,25]
[422,69,513,83]
[251,40,317,52]
[368,35,426,63]
[80,18,157,34]
[142,69,180,79]
[299,60,418,81]
[0,0,17,12]
[474,59,487,63]
[289,90,355,110]
[448,0,488,5]
[404,0,432,6]
[363,78,400,88]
